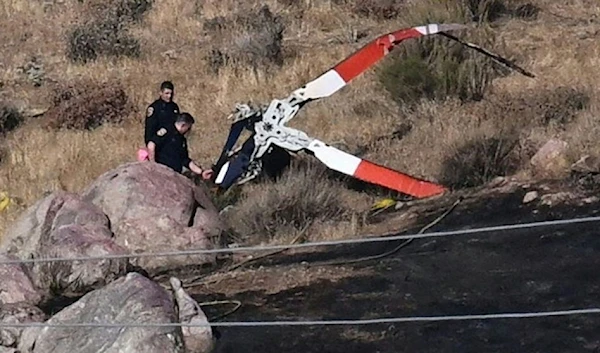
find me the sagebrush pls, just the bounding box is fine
[223,158,351,243]
[204,4,286,74]
[43,80,133,130]
[66,0,152,63]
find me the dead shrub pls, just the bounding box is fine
[0,102,24,135]
[478,86,590,128]
[512,3,540,19]
[440,134,524,189]
[465,0,509,22]
[224,158,350,243]
[88,0,153,23]
[66,0,152,63]
[44,80,133,130]
[466,0,540,22]
[203,5,285,73]
[349,0,405,19]
[67,20,141,63]
[275,0,305,7]
[437,86,588,188]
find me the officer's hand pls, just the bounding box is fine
[201,169,214,180]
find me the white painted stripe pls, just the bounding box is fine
[301,70,347,99]
[307,140,362,176]
[414,24,440,35]
[214,161,229,184]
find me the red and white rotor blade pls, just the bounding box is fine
[306,140,447,199]
[295,23,468,101]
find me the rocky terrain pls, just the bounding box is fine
[1,0,600,351]
[0,162,221,352]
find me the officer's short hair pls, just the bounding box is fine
[160,81,174,91]
[176,112,195,125]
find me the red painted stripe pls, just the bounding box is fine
[334,28,423,83]
[354,160,447,199]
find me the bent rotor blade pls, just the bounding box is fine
[295,23,468,101]
[306,140,447,199]
[439,31,535,78]
[213,119,247,175]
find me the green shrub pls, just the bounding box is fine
[374,0,522,105]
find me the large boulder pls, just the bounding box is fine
[0,254,42,306]
[170,277,217,353]
[530,138,570,177]
[18,272,186,353]
[81,162,224,273]
[0,191,129,298]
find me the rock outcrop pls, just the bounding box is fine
[0,191,129,298]
[81,162,223,273]
[18,272,186,353]
[170,277,217,353]
[0,303,46,351]
[530,138,570,177]
[0,162,225,351]
[0,254,42,306]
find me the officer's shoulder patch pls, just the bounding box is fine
[157,128,167,136]
[146,106,154,117]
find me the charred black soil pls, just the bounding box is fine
[189,178,600,353]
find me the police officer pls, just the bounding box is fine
[144,81,180,147]
[147,112,213,180]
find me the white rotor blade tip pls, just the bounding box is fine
[415,23,468,35]
[415,24,439,35]
[307,140,361,175]
[301,70,347,99]
[215,162,230,184]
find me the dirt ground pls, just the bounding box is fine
[185,177,600,353]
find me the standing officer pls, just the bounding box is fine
[144,81,180,147]
[147,112,213,180]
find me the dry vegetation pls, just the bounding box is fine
[1,0,599,244]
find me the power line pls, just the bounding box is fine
[0,308,599,328]
[1,215,599,266]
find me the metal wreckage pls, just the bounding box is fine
[210,23,534,199]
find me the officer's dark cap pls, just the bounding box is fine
[176,112,195,125]
[160,81,174,91]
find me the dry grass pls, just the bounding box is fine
[1,0,600,242]
[220,157,369,245]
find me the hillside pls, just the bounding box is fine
[188,177,600,353]
[1,0,599,243]
[1,1,600,351]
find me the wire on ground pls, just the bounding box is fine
[0,308,599,328]
[1,216,600,266]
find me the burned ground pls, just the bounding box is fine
[183,179,600,352]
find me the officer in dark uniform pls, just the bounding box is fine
[144,81,180,146]
[147,112,213,180]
